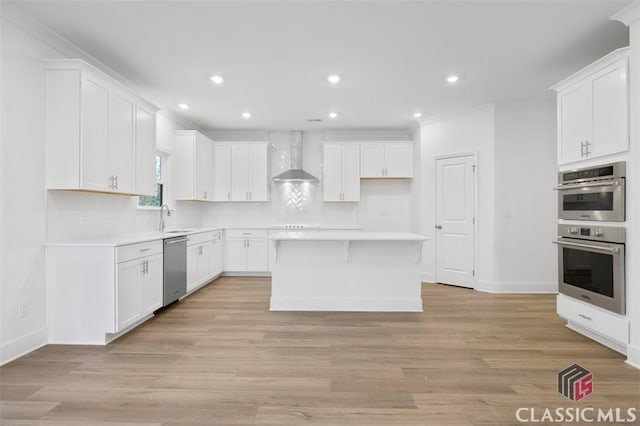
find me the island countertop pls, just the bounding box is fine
[269,230,429,242]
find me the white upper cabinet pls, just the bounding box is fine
[174,130,214,201]
[214,142,269,202]
[323,143,360,202]
[135,105,158,196]
[45,59,158,195]
[552,48,629,165]
[360,142,413,178]
[213,144,232,201]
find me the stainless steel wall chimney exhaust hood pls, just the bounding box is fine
[272,131,319,182]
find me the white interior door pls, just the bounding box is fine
[435,155,475,288]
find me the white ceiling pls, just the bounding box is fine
[12,0,629,131]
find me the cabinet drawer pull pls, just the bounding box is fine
[139,248,151,253]
[578,313,592,321]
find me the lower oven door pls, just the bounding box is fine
[556,179,625,221]
[554,238,625,314]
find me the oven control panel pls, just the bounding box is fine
[559,224,625,243]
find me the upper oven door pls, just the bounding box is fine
[556,178,625,221]
[555,238,625,314]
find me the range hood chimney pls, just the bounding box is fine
[272,131,319,182]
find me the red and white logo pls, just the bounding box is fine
[558,364,593,401]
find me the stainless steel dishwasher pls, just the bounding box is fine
[163,236,187,306]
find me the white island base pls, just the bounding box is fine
[269,232,427,312]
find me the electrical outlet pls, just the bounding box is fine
[18,303,27,318]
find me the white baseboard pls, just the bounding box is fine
[0,328,48,366]
[476,280,557,294]
[626,343,640,370]
[421,272,434,283]
[270,297,423,312]
[565,322,627,355]
[223,271,271,277]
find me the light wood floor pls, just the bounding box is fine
[1,277,639,425]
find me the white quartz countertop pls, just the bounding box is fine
[45,227,222,247]
[269,231,429,241]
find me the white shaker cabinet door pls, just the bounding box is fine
[246,238,268,272]
[135,106,157,196]
[558,84,590,165]
[81,78,110,191]
[224,238,247,271]
[187,244,200,292]
[323,144,343,201]
[214,145,232,201]
[116,258,143,332]
[196,136,214,201]
[384,143,413,177]
[231,145,250,201]
[140,253,163,316]
[248,144,269,201]
[590,60,629,159]
[108,91,136,194]
[341,144,360,202]
[360,144,385,177]
[209,238,223,277]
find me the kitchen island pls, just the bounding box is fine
[269,231,428,312]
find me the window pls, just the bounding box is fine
[138,154,166,208]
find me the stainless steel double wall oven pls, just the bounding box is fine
[555,162,626,315]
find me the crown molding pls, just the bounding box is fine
[611,1,640,27]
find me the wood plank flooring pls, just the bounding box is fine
[1,277,639,425]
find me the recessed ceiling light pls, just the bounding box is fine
[242,112,251,119]
[210,75,224,85]
[446,75,460,83]
[329,112,338,119]
[178,103,189,110]
[413,112,422,118]
[328,74,341,84]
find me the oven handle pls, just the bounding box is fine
[553,240,620,254]
[554,180,621,190]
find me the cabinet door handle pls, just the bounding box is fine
[580,142,585,157]
[584,141,591,156]
[114,175,118,190]
[227,192,231,201]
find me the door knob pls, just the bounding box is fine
[435,225,442,230]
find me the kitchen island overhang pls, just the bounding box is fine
[269,231,429,312]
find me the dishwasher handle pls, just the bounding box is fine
[165,237,188,245]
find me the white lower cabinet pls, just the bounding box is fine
[116,252,163,332]
[557,294,629,352]
[46,240,164,344]
[224,230,269,272]
[186,231,223,293]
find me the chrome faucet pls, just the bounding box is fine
[159,204,171,232]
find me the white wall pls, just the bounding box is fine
[493,102,557,292]
[419,105,496,285]
[0,12,58,363]
[201,130,411,230]
[419,102,557,293]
